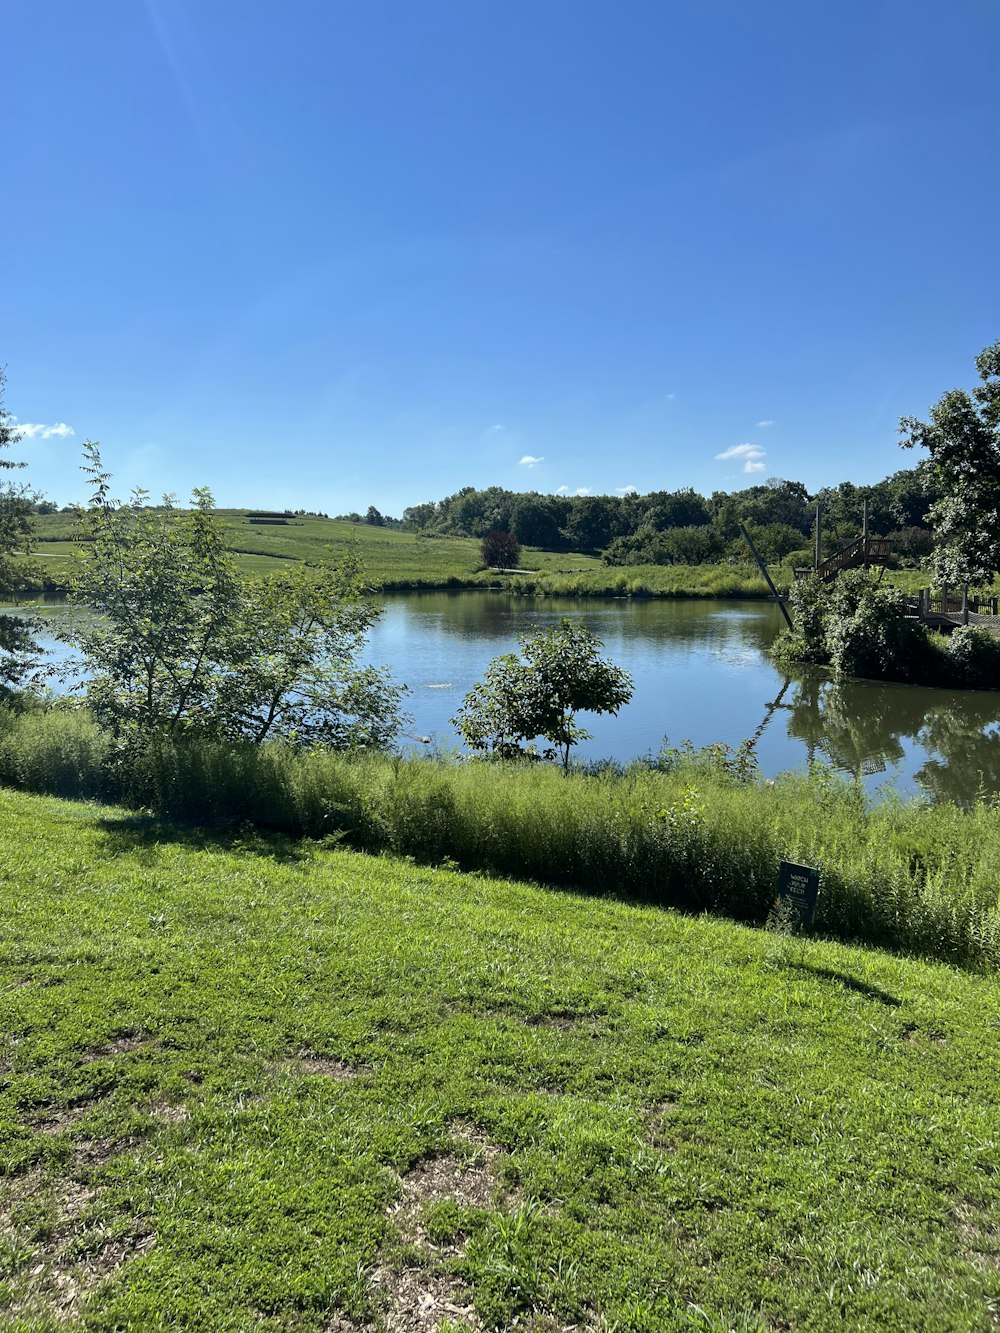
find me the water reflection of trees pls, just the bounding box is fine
[389,592,782,651]
[777,669,1000,804]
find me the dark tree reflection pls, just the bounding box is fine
[778,667,1000,804]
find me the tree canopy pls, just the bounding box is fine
[67,442,405,748]
[901,341,1000,586]
[452,619,633,769]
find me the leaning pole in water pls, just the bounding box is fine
[739,522,794,630]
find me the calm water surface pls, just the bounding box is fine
[12,591,1000,803]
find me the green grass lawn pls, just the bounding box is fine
[23,511,944,601]
[2,786,999,1331]
[25,513,601,591]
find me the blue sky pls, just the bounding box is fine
[5,1,999,515]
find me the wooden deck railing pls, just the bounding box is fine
[794,535,892,583]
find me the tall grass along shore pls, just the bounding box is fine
[1,706,998,971]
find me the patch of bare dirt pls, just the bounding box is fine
[273,1050,368,1080]
[645,1099,679,1149]
[523,1014,604,1036]
[82,1032,149,1061]
[0,1166,154,1324]
[371,1265,481,1331]
[391,1128,506,1252]
[31,1101,100,1136]
[954,1200,1000,1271]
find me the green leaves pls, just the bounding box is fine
[65,446,404,749]
[452,619,634,769]
[0,368,40,695]
[900,340,1000,586]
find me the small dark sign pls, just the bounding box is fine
[776,860,820,928]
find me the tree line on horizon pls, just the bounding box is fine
[386,467,940,566]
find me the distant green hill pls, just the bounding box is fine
[24,509,602,591]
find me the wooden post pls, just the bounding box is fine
[962,585,969,626]
[814,502,823,572]
[739,523,794,630]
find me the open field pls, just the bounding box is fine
[1,785,999,1331]
[23,513,602,592]
[21,511,949,602]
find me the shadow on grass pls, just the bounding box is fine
[787,962,901,1007]
[93,814,318,865]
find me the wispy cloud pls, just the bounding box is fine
[616,485,638,496]
[519,454,544,468]
[15,421,75,440]
[756,419,774,428]
[555,485,592,496]
[716,443,766,474]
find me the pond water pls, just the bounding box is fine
[9,591,1000,803]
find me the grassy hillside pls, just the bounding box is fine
[2,785,999,1330]
[25,511,601,591]
[20,511,941,601]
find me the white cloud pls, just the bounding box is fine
[519,454,544,468]
[575,486,591,496]
[715,442,767,474]
[555,485,591,496]
[756,419,774,428]
[555,485,571,495]
[16,421,75,440]
[616,485,638,496]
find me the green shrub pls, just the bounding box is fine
[945,625,1000,688]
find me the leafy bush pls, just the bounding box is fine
[945,625,1000,688]
[824,574,931,681]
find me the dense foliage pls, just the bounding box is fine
[774,569,1000,688]
[65,443,405,748]
[396,471,939,569]
[0,368,40,697]
[453,619,634,768]
[901,340,1000,586]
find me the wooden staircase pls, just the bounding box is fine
[795,534,892,583]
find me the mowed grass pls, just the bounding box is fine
[24,511,945,600]
[26,513,601,591]
[2,788,1000,1331]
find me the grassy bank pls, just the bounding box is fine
[1,708,999,970]
[1,785,999,1330]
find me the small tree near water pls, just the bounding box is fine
[66,442,405,748]
[480,529,521,569]
[452,619,633,769]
